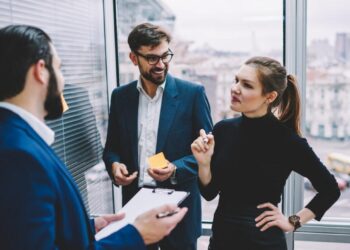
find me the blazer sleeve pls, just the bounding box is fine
[94,224,146,250]
[0,151,58,250]
[0,150,145,250]
[172,85,213,185]
[103,89,122,181]
[291,137,341,220]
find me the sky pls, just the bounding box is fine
[164,0,350,53]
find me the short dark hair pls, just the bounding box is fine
[127,23,171,52]
[0,25,53,101]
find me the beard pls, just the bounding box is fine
[44,66,64,120]
[141,65,168,86]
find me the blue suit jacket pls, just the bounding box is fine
[0,108,145,250]
[103,74,213,247]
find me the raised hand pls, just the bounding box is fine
[191,129,214,167]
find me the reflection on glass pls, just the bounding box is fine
[117,0,283,221]
[305,0,350,218]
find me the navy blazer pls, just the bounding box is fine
[103,74,213,247]
[0,108,145,250]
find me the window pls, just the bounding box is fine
[285,0,350,248]
[116,0,350,248]
[0,0,113,215]
[116,0,283,222]
[305,0,350,220]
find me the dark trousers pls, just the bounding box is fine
[147,240,197,250]
[209,213,287,250]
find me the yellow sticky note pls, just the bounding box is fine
[148,152,169,169]
[61,94,69,113]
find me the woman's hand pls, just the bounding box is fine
[255,202,294,232]
[191,129,214,167]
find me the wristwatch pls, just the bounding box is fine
[288,215,301,231]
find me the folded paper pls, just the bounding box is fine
[148,152,169,169]
[61,94,69,112]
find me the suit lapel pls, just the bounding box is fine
[1,108,93,239]
[2,109,87,206]
[19,115,93,234]
[124,82,140,169]
[156,75,179,152]
[29,124,95,239]
[27,122,86,197]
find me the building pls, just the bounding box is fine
[335,32,350,63]
[306,67,350,140]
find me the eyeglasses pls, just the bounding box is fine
[133,49,174,65]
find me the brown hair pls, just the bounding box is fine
[245,56,301,135]
[128,23,171,52]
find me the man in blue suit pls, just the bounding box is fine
[103,23,213,250]
[0,25,187,250]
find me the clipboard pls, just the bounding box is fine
[95,188,189,241]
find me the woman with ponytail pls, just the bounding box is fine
[191,56,340,250]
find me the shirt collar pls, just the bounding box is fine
[136,77,166,97]
[0,102,55,145]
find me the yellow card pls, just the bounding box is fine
[148,152,169,169]
[61,94,69,113]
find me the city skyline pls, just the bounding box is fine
[165,0,350,52]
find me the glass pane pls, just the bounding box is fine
[295,241,350,250]
[305,0,350,219]
[167,0,283,221]
[0,0,113,215]
[116,0,283,221]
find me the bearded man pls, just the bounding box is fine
[103,23,213,250]
[0,24,187,250]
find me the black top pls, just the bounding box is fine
[200,112,340,220]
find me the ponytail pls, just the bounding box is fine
[279,74,301,136]
[244,57,302,135]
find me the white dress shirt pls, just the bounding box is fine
[0,102,55,145]
[137,79,166,187]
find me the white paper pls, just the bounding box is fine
[95,188,189,241]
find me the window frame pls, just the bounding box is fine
[284,0,350,247]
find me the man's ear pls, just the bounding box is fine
[33,59,48,84]
[129,52,138,66]
[266,91,278,104]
